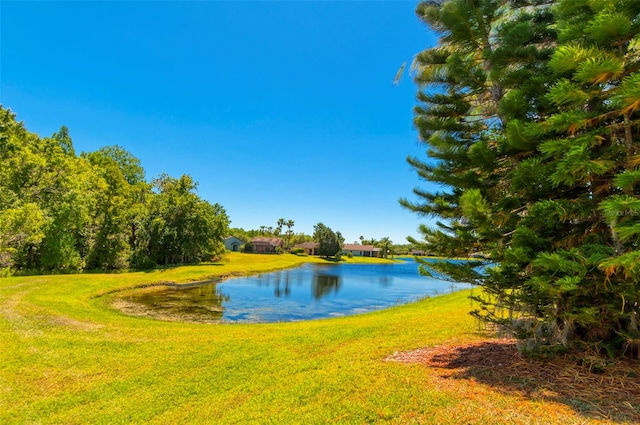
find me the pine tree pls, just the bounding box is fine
[400,1,551,348]
[405,0,640,355]
[313,223,344,259]
[526,0,640,354]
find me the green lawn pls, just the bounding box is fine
[0,253,620,424]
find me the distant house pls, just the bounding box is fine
[224,236,244,252]
[409,249,425,256]
[292,242,319,255]
[248,237,284,254]
[342,244,381,258]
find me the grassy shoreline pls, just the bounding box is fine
[0,254,634,424]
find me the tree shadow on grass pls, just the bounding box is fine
[387,339,640,423]
[320,257,342,263]
[139,261,226,274]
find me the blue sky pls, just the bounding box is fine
[1,1,438,245]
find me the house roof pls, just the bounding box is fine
[251,237,283,246]
[293,242,318,249]
[342,244,377,251]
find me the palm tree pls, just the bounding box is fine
[285,219,295,250]
[378,237,393,259]
[276,218,285,236]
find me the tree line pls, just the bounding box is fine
[230,218,300,250]
[229,222,401,259]
[0,107,229,274]
[403,0,640,356]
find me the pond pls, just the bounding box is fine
[112,257,472,324]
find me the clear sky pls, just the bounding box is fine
[1,1,438,245]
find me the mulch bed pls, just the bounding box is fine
[386,339,640,422]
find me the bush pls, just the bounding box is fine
[291,248,305,255]
[0,267,13,278]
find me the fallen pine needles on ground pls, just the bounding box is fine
[387,339,640,423]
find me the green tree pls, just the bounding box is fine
[402,0,560,350]
[145,174,229,265]
[87,145,145,185]
[405,0,640,355]
[313,223,344,259]
[359,236,378,246]
[521,0,640,354]
[35,143,98,272]
[83,148,140,269]
[0,106,232,274]
[285,219,295,250]
[377,237,393,259]
[0,203,46,270]
[52,126,75,156]
[290,232,313,246]
[227,228,251,243]
[0,116,97,272]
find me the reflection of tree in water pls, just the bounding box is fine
[377,275,392,286]
[184,283,230,318]
[312,274,342,300]
[255,270,298,298]
[123,281,230,322]
[274,273,291,298]
[192,283,230,304]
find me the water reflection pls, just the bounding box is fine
[273,273,291,298]
[377,274,392,287]
[255,270,299,298]
[312,274,342,300]
[119,282,230,322]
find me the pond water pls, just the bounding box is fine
[113,257,472,324]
